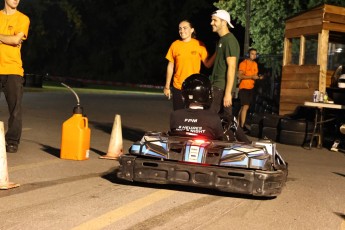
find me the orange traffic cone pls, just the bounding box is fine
[100,114,123,160]
[0,121,20,189]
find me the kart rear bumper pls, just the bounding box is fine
[117,154,287,197]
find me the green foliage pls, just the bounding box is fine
[114,0,210,83]
[20,0,84,76]
[214,0,345,54]
[19,0,212,84]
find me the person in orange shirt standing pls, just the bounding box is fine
[0,0,30,153]
[164,20,215,111]
[237,48,263,132]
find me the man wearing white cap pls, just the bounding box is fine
[209,9,240,122]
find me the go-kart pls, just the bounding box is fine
[117,131,288,197]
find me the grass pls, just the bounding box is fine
[24,81,164,95]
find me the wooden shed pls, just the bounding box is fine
[280,4,345,115]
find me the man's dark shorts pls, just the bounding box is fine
[238,89,254,106]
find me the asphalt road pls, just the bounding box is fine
[0,89,344,230]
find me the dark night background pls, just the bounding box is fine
[18,0,245,86]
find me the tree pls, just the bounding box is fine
[19,0,214,85]
[114,0,212,83]
[214,0,345,54]
[20,0,84,76]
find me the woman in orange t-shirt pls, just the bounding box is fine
[164,20,215,110]
[237,48,263,131]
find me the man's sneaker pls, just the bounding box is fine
[6,144,18,153]
[331,140,340,152]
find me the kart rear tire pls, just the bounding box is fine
[250,123,261,137]
[262,127,279,141]
[279,130,312,146]
[280,118,314,132]
[263,114,281,128]
[251,113,263,124]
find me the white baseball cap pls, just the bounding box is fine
[212,10,234,28]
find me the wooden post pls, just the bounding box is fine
[317,30,329,93]
[299,35,305,65]
[283,38,291,66]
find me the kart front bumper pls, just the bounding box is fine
[117,154,287,197]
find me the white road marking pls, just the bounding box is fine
[71,189,176,230]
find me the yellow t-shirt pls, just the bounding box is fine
[0,11,30,76]
[165,38,208,90]
[238,59,258,89]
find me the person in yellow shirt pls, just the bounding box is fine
[164,20,215,110]
[0,0,30,153]
[237,48,263,132]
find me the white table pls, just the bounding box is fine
[304,101,345,109]
[304,101,345,148]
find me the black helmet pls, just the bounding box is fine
[181,74,213,108]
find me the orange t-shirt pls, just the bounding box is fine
[0,11,30,76]
[238,59,258,89]
[165,38,208,89]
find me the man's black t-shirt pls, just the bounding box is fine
[170,108,224,140]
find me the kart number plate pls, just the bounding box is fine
[188,145,200,162]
